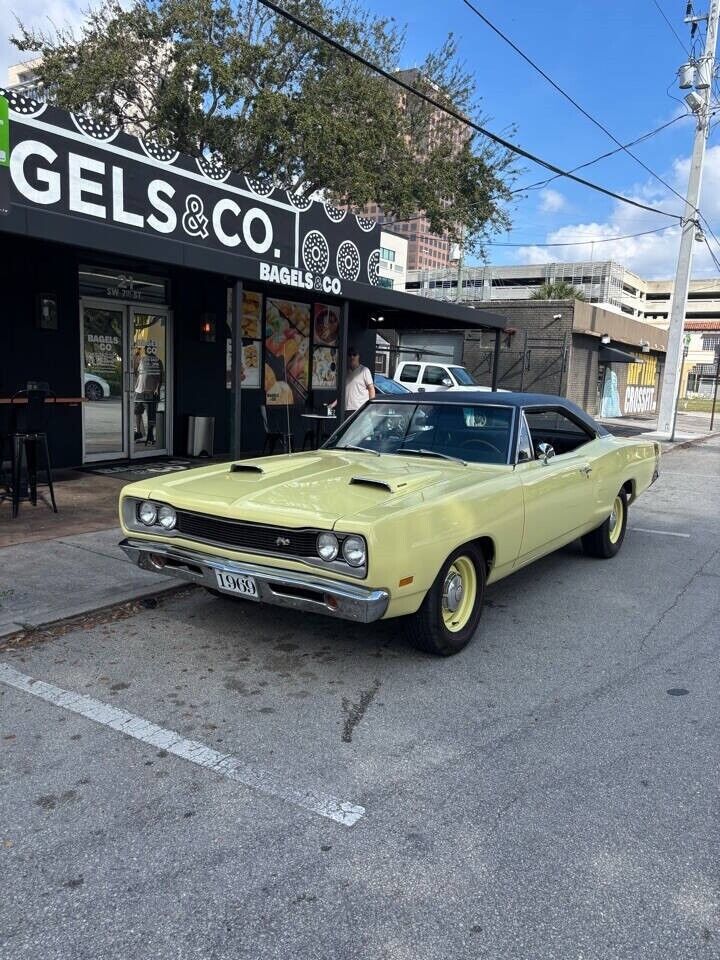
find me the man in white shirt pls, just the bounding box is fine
[343,347,375,414]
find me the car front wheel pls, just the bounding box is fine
[404,545,486,656]
[581,489,628,558]
[84,381,104,401]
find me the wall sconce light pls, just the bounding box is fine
[640,340,651,353]
[200,313,216,342]
[600,333,611,344]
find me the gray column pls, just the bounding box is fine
[338,301,350,420]
[491,329,502,390]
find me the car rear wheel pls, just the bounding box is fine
[581,489,628,559]
[84,380,104,401]
[404,545,486,656]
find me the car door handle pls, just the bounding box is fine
[580,465,592,476]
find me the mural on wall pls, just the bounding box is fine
[264,298,310,405]
[600,367,621,418]
[312,303,340,389]
[625,355,658,414]
[240,291,262,388]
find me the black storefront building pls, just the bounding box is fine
[0,90,507,469]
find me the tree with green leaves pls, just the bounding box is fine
[531,281,586,301]
[12,0,514,255]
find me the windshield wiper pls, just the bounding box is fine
[399,448,467,465]
[334,444,381,456]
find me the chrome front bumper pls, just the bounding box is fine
[119,538,390,623]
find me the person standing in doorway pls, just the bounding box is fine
[330,347,376,417]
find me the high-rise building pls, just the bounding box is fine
[359,68,467,272]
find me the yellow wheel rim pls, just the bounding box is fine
[608,495,624,544]
[441,556,477,633]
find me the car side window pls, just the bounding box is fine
[421,365,448,385]
[399,363,420,383]
[516,413,533,462]
[524,409,594,457]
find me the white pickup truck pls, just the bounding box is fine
[393,360,503,393]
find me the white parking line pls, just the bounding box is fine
[629,527,691,539]
[0,664,364,828]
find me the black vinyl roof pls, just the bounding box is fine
[370,391,609,436]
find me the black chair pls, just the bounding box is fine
[260,404,294,455]
[8,382,58,518]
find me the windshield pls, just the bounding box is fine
[324,401,513,464]
[450,367,478,386]
[375,374,410,394]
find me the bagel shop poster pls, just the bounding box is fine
[0,88,381,288]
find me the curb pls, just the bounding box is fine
[0,582,193,648]
[662,431,720,453]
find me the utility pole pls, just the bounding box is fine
[657,0,720,439]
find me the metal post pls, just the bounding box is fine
[338,301,350,420]
[230,279,243,458]
[711,350,720,431]
[491,329,502,390]
[657,0,719,439]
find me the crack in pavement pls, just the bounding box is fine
[638,547,720,651]
[341,679,381,743]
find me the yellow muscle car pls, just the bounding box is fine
[119,393,660,656]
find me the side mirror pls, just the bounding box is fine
[442,377,453,386]
[537,442,556,465]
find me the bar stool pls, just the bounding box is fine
[9,383,58,518]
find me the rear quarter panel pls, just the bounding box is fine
[589,435,659,524]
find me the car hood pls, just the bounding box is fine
[133,450,500,528]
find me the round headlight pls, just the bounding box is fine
[157,505,177,530]
[342,535,366,567]
[138,501,158,526]
[317,532,339,561]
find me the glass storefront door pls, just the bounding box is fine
[81,300,171,462]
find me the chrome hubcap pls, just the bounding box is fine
[609,509,617,529]
[443,572,464,612]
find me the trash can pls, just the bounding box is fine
[187,416,214,457]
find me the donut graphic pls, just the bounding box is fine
[302,231,330,275]
[286,190,314,211]
[324,202,347,223]
[0,86,48,117]
[70,112,119,141]
[139,138,179,163]
[336,241,361,282]
[367,249,381,285]
[245,174,275,197]
[355,214,377,232]
[195,154,230,182]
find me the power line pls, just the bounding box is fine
[254,0,682,222]
[651,0,691,56]
[515,114,688,194]
[461,0,690,210]
[487,225,676,247]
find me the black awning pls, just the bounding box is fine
[599,345,640,364]
[355,288,507,332]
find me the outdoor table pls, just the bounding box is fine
[300,412,337,448]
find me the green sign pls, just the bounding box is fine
[0,95,8,216]
[0,95,8,167]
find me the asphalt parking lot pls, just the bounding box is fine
[1,437,719,960]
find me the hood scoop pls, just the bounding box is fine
[230,463,264,475]
[350,475,405,493]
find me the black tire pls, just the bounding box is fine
[84,380,103,401]
[581,489,628,559]
[404,545,486,656]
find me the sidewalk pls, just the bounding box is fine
[0,527,180,639]
[598,409,720,449]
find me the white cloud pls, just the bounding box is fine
[0,1,87,82]
[538,188,566,214]
[512,145,720,279]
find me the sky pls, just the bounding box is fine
[1,0,719,279]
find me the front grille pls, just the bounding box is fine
[175,510,318,558]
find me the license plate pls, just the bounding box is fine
[214,570,259,599]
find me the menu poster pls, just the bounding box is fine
[264,298,310,405]
[241,291,262,339]
[312,347,337,389]
[241,340,261,387]
[313,303,340,346]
